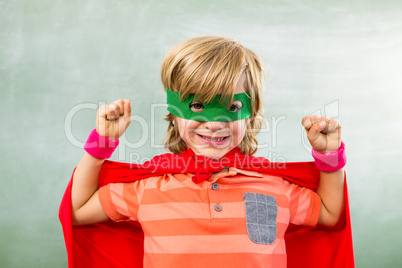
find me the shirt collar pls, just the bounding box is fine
[209,167,263,182]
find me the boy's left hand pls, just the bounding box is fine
[302,115,342,154]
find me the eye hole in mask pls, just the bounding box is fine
[229,100,243,112]
[189,101,204,112]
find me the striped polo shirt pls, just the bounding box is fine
[98,167,321,267]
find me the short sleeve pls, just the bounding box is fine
[282,180,321,227]
[98,181,145,222]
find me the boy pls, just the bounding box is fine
[61,36,352,267]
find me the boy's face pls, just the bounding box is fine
[175,77,247,160]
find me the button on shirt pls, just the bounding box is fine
[212,182,219,190]
[99,167,321,268]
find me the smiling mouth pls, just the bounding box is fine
[198,134,229,143]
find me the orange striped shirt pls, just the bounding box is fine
[98,167,321,267]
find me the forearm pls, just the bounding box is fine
[301,115,346,227]
[71,152,104,216]
[317,168,345,227]
[69,100,131,225]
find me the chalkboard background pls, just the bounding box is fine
[1,0,401,267]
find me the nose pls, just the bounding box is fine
[203,121,226,131]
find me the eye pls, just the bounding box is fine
[189,101,204,112]
[229,100,243,112]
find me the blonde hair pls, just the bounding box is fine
[161,36,264,155]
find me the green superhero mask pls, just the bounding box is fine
[166,89,252,121]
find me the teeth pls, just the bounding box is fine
[201,135,225,141]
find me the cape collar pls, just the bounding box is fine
[180,147,245,183]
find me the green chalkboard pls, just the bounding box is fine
[1,0,401,267]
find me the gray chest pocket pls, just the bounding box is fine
[243,193,277,245]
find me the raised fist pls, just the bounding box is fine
[302,115,342,154]
[96,99,131,140]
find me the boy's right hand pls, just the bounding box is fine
[96,99,131,140]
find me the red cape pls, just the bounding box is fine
[59,149,354,267]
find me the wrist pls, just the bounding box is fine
[84,129,119,159]
[312,141,346,172]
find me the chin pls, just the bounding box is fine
[200,148,229,160]
[188,138,238,160]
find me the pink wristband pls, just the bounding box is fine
[84,129,119,159]
[312,141,346,172]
